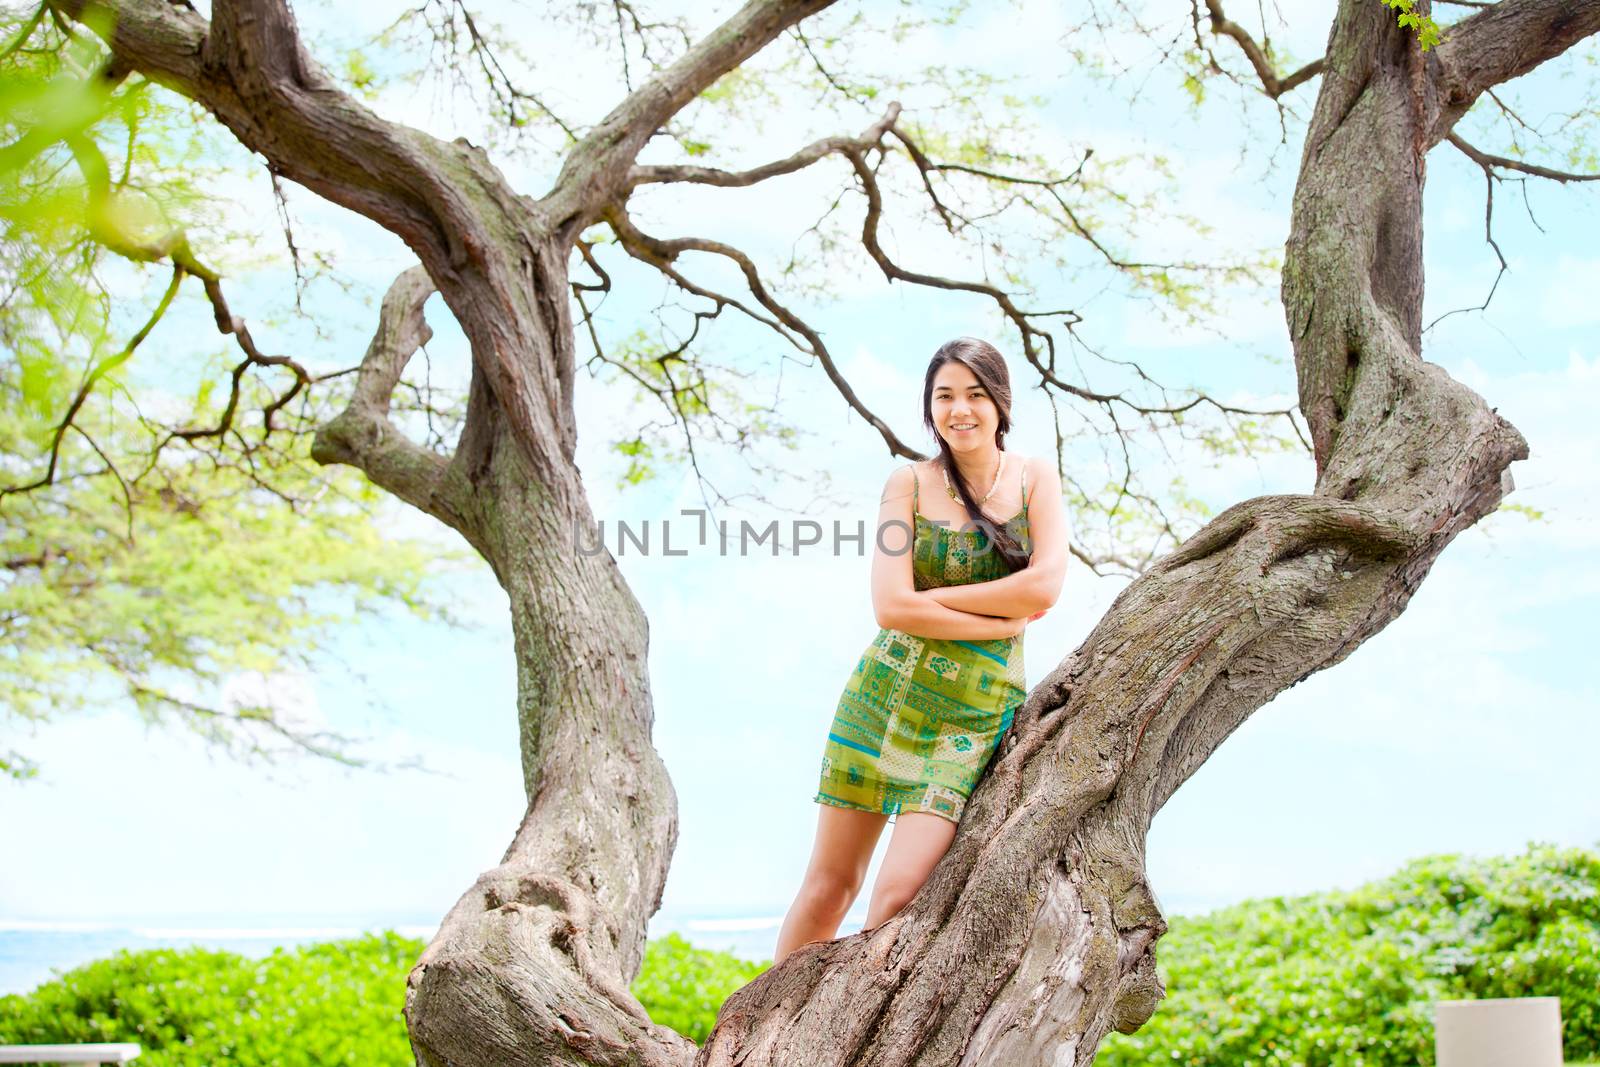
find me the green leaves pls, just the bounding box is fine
[6,846,1593,1060]
[1380,0,1445,52]
[629,932,770,1043]
[0,932,423,1066]
[1099,843,1600,1066]
[0,391,476,778]
[0,10,472,779]
[0,927,776,1058]
[611,434,657,487]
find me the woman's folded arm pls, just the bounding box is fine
[918,566,1056,617]
[875,593,1021,641]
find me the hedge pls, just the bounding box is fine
[3,843,1593,1064]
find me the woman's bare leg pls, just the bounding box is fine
[863,811,960,930]
[774,805,888,965]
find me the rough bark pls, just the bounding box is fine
[54,0,1598,1063]
[403,411,691,1067]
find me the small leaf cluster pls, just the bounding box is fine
[1380,0,1445,52]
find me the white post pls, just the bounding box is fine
[0,1046,142,1065]
[1435,997,1564,1067]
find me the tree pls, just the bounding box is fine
[9,0,1599,1064]
[0,15,475,779]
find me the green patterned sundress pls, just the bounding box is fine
[814,460,1032,825]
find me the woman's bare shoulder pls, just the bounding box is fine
[880,462,917,498]
[1026,454,1060,480]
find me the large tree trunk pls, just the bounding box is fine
[692,4,1541,1064]
[321,223,696,1067]
[402,308,692,1067]
[305,151,700,1066]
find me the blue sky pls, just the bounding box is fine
[2,0,1596,947]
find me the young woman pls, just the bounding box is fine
[773,337,1069,965]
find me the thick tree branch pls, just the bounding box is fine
[48,0,479,261]
[1429,0,1600,145]
[545,0,838,230]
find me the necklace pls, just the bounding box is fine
[945,450,1005,505]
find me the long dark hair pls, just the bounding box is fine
[920,338,1030,573]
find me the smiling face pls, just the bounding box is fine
[929,360,998,454]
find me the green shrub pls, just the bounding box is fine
[630,931,770,1042]
[4,844,1591,1062]
[0,931,420,1065]
[1098,842,1600,1067]
[0,926,770,1056]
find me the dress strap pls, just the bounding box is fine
[1020,457,1030,512]
[909,463,919,511]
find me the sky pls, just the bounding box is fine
[2,0,1597,952]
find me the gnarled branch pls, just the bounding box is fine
[309,266,482,545]
[1203,0,1325,99]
